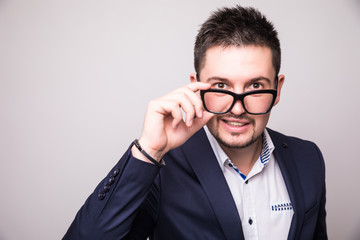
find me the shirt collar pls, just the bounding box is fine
[204,126,275,171]
[260,129,275,166]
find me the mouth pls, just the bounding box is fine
[218,115,253,133]
[222,120,249,127]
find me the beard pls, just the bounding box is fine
[207,113,263,150]
[214,129,261,149]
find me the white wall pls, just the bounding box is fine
[0,0,359,239]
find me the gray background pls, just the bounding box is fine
[1,0,359,239]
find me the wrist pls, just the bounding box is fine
[133,139,165,168]
[137,137,166,161]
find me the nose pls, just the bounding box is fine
[230,100,246,115]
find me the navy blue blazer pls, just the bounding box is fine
[63,128,327,240]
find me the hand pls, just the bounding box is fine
[132,82,214,162]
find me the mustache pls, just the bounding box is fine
[217,113,254,122]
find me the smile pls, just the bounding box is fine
[222,120,249,127]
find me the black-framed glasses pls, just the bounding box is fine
[199,76,279,115]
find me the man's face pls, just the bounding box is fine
[193,45,284,150]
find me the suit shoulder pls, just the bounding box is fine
[267,128,325,178]
[267,128,319,148]
[267,128,324,166]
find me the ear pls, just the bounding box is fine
[273,74,285,106]
[190,73,197,83]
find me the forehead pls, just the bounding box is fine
[200,45,275,81]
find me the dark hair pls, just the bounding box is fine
[194,5,281,76]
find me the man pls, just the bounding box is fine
[63,5,327,240]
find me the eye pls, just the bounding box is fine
[213,82,228,89]
[249,82,263,89]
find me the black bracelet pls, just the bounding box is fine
[133,139,165,168]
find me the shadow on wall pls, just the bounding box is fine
[352,231,360,240]
[352,221,360,240]
[353,0,360,9]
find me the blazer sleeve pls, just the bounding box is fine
[62,145,161,240]
[313,144,328,239]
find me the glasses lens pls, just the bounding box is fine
[243,92,274,114]
[203,91,234,113]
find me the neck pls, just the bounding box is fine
[220,136,263,176]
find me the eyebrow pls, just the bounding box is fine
[205,76,272,84]
[206,76,230,83]
[249,77,272,84]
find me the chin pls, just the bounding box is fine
[207,116,264,149]
[215,133,258,149]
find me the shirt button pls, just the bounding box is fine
[248,218,253,225]
[245,180,249,184]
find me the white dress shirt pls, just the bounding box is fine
[204,126,293,240]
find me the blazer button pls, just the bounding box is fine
[248,218,253,225]
[108,176,115,184]
[282,143,288,148]
[103,184,111,193]
[113,168,120,176]
[98,192,106,200]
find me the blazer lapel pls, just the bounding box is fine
[182,129,244,240]
[268,129,305,240]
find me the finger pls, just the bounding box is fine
[170,83,209,119]
[176,93,196,127]
[150,98,183,127]
[160,100,185,127]
[185,111,214,136]
[172,118,182,129]
[181,87,204,119]
[162,91,198,127]
[153,82,211,127]
[168,82,210,99]
[186,81,212,92]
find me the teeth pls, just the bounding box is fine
[226,121,246,127]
